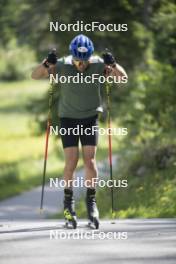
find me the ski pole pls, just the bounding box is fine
[39,48,57,213]
[106,82,115,218]
[40,85,54,213]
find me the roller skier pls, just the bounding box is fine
[32,34,127,229]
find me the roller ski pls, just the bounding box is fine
[86,188,100,229]
[64,189,77,229]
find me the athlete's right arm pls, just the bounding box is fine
[31,49,58,80]
[31,64,50,79]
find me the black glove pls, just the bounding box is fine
[43,49,57,68]
[47,49,58,64]
[102,51,116,66]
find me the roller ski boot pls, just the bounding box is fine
[64,189,77,229]
[86,188,100,229]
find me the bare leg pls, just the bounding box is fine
[63,147,79,188]
[82,145,98,188]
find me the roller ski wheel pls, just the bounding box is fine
[88,217,99,229]
[86,188,100,230]
[63,189,77,229]
[64,219,77,229]
[64,209,77,229]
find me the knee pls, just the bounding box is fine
[64,157,78,173]
[84,158,97,171]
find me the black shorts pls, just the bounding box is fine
[59,115,98,148]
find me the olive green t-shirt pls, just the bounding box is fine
[56,55,105,118]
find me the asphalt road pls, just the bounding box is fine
[0,219,176,264]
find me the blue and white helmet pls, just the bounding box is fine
[69,34,94,60]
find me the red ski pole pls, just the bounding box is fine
[106,82,115,218]
[40,117,51,213]
[39,48,56,213]
[40,87,53,213]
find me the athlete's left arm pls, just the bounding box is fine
[109,63,128,80]
[102,51,128,82]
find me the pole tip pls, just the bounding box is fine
[39,208,44,215]
[112,212,116,218]
[110,211,116,224]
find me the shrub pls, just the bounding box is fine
[0,40,36,81]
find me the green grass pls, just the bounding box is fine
[97,141,176,219]
[0,80,65,200]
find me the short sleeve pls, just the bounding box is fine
[55,57,65,76]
